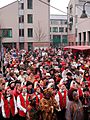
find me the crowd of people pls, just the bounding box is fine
[0,47,90,120]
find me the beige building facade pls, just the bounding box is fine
[0,0,50,50]
[68,0,90,45]
[50,15,68,47]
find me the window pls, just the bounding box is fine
[53,35,61,43]
[19,15,24,23]
[28,28,33,37]
[61,20,67,25]
[75,15,77,23]
[69,22,72,31]
[62,35,67,43]
[28,42,33,50]
[20,43,24,50]
[62,35,67,39]
[0,29,12,38]
[59,27,64,32]
[60,20,63,25]
[88,31,90,43]
[75,28,77,37]
[53,35,61,39]
[50,35,51,40]
[53,27,58,32]
[50,27,51,32]
[64,20,67,24]
[69,17,73,23]
[27,0,33,9]
[51,20,59,25]
[79,33,81,45]
[65,28,68,32]
[83,32,86,44]
[27,14,33,23]
[19,29,24,37]
[70,4,73,14]
[20,3,24,9]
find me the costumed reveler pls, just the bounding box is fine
[0,87,18,120]
[26,86,43,120]
[40,88,58,120]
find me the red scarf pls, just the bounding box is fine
[58,90,66,109]
[3,95,15,118]
[35,93,43,105]
[78,88,83,97]
[19,94,29,108]
[19,94,30,117]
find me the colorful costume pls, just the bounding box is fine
[40,88,58,120]
[26,95,41,120]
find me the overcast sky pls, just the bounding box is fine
[0,0,70,15]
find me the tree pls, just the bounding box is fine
[34,21,47,42]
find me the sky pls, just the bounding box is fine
[0,0,70,15]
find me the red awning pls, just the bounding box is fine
[64,45,90,51]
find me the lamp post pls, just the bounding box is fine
[0,30,4,76]
[80,1,90,18]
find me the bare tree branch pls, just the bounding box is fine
[34,21,47,41]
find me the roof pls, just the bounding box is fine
[0,0,17,9]
[50,14,67,20]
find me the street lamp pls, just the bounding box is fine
[0,30,4,76]
[80,1,90,18]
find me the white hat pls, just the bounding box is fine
[20,62,23,65]
[49,79,54,83]
[46,73,50,77]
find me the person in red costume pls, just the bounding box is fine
[17,86,29,120]
[55,84,68,120]
[13,80,21,99]
[0,87,18,120]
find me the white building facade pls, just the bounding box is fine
[0,0,50,50]
[68,0,90,45]
[50,15,68,47]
